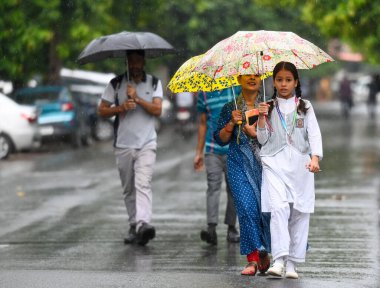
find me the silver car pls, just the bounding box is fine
[0,92,41,159]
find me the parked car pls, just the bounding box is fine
[0,92,41,159]
[69,84,114,141]
[12,86,92,147]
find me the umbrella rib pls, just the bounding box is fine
[291,50,312,69]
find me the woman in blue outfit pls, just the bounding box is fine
[214,74,271,276]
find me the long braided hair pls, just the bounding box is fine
[267,61,309,117]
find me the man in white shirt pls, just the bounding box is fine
[98,50,163,246]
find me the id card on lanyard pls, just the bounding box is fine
[275,97,298,144]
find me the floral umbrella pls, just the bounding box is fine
[194,30,334,101]
[195,30,334,78]
[167,54,240,93]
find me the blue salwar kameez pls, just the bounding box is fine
[214,99,271,255]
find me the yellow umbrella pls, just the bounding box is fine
[167,54,240,93]
[168,54,271,129]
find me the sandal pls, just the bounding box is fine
[241,262,258,276]
[258,250,270,274]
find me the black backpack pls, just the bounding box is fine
[111,73,159,147]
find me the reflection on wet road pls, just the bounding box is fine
[0,102,379,288]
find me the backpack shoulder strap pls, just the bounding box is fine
[152,75,158,91]
[111,73,124,90]
[110,74,124,148]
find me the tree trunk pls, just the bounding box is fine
[46,31,62,85]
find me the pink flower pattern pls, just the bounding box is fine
[242,62,250,69]
[178,30,335,92]
[263,55,271,61]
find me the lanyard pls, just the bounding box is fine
[275,97,298,143]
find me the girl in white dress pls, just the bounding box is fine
[257,62,323,279]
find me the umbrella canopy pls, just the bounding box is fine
[77,31,174,65]
[194,30,334,78]
[167,54,240,93]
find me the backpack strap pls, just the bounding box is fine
[113,73,158,90]
[111,74,123,148]
[111,73,124,90]
[152,75,158,91]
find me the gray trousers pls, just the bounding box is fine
[114,145,156,231]
[204,153,237,227]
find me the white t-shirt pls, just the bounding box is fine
[102,73,163,149]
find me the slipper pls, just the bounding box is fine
[241,262,258,276]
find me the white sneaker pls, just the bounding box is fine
[285,270,299,279]
[267,263,284,277]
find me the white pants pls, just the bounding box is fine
[115,145,156,231]
[271,204,310,263]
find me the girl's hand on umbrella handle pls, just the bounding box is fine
[231,110,242,125]
[258,102,269,116]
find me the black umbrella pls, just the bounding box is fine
[77,31,174,65]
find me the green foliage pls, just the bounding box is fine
[0,0,113,86]
[0,0,331,87]
[147,0,325,76]
[257,0,380,64]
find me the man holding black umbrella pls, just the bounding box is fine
[98,50,163,246]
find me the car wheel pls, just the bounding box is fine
[0,134,13,160]
[94,119,113,141]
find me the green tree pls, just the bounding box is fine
[256,0,380,63]
[134,0,326,75]
[0,0,331,88]
[0,0,113,88]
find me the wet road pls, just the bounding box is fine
[0,101,379,288]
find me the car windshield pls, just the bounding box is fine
[14,88,66,105]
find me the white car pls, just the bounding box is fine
[0,92,41,159]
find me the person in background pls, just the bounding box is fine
[367,73,379,119]
[214,75,271,276]
[98,50,162,246]
[257,61,323,279]
[194,87,241,246]
[339,75,353,118]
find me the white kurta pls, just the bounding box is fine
[258,97,323,214]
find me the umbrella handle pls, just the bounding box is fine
[230,80,242,125]
[260,51,266,102]
[125,53,129,81]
